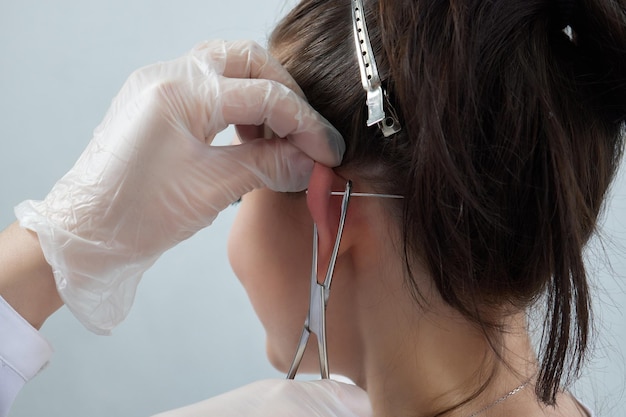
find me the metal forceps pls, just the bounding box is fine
[286,180,353,379]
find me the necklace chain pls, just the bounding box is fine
[465,380,530,417]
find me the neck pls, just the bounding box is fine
[336,231,537,417]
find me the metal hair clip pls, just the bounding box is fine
[287,182,403,379]
[554,0,577,43]
[351,0,401,137]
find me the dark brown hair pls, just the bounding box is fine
[270,0,626,408]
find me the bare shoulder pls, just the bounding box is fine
[498,390,591,417]
[530,392,591,417]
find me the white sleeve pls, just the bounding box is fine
[0,296,53,417]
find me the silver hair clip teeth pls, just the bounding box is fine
[351,0,401,138]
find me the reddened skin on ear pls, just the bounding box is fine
[306,163,334,253]
[306,163,350,270]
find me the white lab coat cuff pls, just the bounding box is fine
[0,295,53,380]
[1,295,53,417]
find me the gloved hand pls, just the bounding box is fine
[152,379,372,417]
[14,40,343,335]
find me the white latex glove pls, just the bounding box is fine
[14,40,343,335]
[152,379,372,417]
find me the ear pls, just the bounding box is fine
[306,163,351,269]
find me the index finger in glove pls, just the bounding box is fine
[217,77,345,167]
[190,40,305,97]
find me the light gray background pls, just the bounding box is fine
[1,1,624,416]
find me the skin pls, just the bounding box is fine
[0,222,62,329]
[227,164,589,417]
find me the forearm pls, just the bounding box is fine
[0,221,63,329]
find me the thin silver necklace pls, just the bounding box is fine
[466,380,531,417]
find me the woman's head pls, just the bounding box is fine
[234,0,626,406]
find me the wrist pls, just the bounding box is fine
[0,222,63,329]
